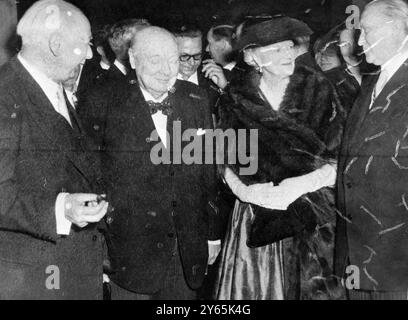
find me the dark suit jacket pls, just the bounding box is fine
[105,63,128,82]
[0,57,104,299]
[75,59,108,114]
[335,59,408,291]
[80,75,220,294]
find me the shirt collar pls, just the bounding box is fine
[139,85,168,103]
[380,48,408,82]
[100,60,110,70]
[177,71,198,85]
[223,61,236,71]
[114,59,128,75]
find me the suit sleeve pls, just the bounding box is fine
[196,89,224,240]
[0,102,59,242]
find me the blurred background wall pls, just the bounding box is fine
[0,0,17,67]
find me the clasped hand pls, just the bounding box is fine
[64,194,109,228]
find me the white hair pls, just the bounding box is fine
[366,0,408,28]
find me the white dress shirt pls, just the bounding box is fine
[223,61,236,71]
[100,60,110,70]
[177,71,199,85]
[18,54,73,235]
[140,86,169,148]
[369,48,408,108]
[114,59,128,76]
[139,85,220,246]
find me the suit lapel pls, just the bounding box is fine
[345,74,379,154]
[123,81,159,146]
[348,60,408,155]
[10,58,93,181]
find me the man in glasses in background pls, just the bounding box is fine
[173,23,229,122]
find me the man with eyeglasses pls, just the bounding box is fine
[174,24,218,118]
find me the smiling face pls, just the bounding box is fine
[358,4,407,66]
[245,40,296,77]
[131,28,179,98]
[176,36,202,79]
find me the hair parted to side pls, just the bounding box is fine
[210,24,235,45]
[366,0,408,26]
[17,0,86,47]
[172,23,202,39]
[108,18,150,55]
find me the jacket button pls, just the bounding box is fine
[346,182,352,189]
[145,223,152,229]
[93,124,100,131]
[172,201,177,208]
[147,211,157,217]
[146,137,152,143]
[92,235,98,242]
[157,242,164,249]
[167,232,174,238]
[106,216,113,225]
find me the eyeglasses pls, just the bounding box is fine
[179,53,202,62]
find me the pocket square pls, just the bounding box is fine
[197,128,206,136]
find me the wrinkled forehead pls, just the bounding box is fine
[361,5,394,28]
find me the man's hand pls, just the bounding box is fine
[64,193,108,228]
[208,243,221,265]
[202,59,228,89]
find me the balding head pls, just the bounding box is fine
[129,27,179,99]
[17,0,92,82]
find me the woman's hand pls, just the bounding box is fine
[224,168,275,204]
[260,163,338,210]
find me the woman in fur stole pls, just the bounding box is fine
[214,17,346,300]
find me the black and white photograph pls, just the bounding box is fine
[0,0,407,305]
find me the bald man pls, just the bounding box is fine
[0,0,108,299]
[80,27,222,300]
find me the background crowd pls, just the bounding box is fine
[2,0,408,301]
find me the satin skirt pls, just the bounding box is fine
[214,200,285,300]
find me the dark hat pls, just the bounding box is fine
[236,16,313,51]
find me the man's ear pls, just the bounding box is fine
[128,48,136,69]
[223,39,232,51]
[49,33,62,57]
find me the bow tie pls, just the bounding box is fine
[146,98,173,116]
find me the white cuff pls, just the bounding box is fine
[55,193,72,235]
[208,240,221,245]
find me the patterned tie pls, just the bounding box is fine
[146,97,173,116]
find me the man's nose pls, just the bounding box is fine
[205,44,210,52]
[161,61,171,75]
[86,44,93,60]
[357,33,365,47]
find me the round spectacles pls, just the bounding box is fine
[179,53,202,62]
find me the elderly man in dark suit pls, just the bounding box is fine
[335,0,408,299]
[0,0,109,299]
[80,26,222,300]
